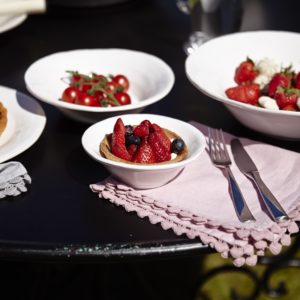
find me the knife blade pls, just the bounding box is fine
[230,138,289,222]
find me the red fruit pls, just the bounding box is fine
[234,58,258,85]
[148,132,171,162]
[114,92,131,106]
[141,120,151,128]
[111,118,131,161]
[112,74,130,92]
[132,138,156,164]
[133,123,149,137]
[225,84,260,105]
[61,87,80,103]
[127,144,137,158]
[274,88,298,109]
[281,104,297,111]
[150,123,171,151]
[76,92,100,106]
[268,73,290,97]
[294,72,300,89]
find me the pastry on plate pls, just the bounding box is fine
[0,102,7,136]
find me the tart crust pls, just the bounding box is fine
[0,102,7,137]
[100,128,188,165]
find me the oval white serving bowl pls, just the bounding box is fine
[82,114,206,189]
[185,30,300,140]
[24,48,175,123]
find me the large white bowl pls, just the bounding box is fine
[185,30,300,140]
[24,49,175,123]
[82,114,206,189]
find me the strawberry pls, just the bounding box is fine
[148,131,171,162]
[111,118,131,161]
[132,137,156,163]
[150,123,171,151]
[225,84,260,105]
[281,104,298,111]
[133,123,149,137]
[268,73,290,97]
[274,88,299,109]
[127,144,138,158]
[234,58,258,85]
[294,71,300,89]
[141,119,151,128]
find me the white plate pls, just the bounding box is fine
[0,14,27,33]
[24,48,175,123]
[0,85,46,162]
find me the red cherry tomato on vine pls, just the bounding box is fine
[112,74,129,92]
[62,87,80,103]
[105,81,118,93]
[114,92,131,106]
[76,92,100,106]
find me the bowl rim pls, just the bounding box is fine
[185,30,300,117]
[81,113,206,171]
[24,48,175,113]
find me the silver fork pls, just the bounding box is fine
[208,128,256,223]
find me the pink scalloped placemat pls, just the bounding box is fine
[90,122,300,267]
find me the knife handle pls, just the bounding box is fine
[225,167,256,223]
[250,171,289,221]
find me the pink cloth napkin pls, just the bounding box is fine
[90,122,300,267]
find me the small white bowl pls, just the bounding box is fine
[81,114,206,189]
[24,49,175,123]
[185,30,300,140]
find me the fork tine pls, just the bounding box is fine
[208,127,213,157]
[218,129,231,162]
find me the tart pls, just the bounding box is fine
[100,119,188,165]
[0,102,7,137]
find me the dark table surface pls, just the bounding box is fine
[0,0,299,263]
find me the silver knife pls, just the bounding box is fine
[230,138,289,222]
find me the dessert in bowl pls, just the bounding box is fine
[82,114,205,189]
[24,48,175,123]
[185,30,300,140]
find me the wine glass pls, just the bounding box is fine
[176,0,244,55]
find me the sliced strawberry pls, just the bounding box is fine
[127,144,138,158]
[268,73,290,97]
[141,119,151,128]
[148,131,171,163]
[274,88,299,109]
[132,138,156,163]
[150,123,171,151]
[133,123,149,137]
[111,118,131,161]
[225,84,260,105]
[234,58,258,85]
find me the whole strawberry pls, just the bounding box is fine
[268,73,290,98]
[294,71,300,89]
[225,84,260,105]
[274,88,299,109]
[234,58,258,85]
[111,118,131,161]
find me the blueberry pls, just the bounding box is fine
[171,138,185,154]
[126,134,141,146]
[125,125,134,136]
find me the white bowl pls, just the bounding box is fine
[24,49,175,123]
[81,114,206,189]
[185,30,300,140]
